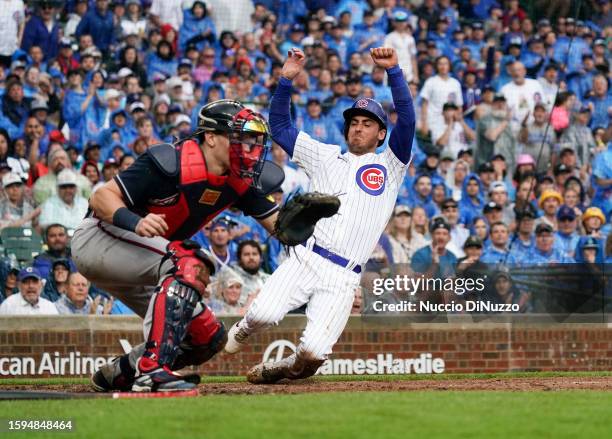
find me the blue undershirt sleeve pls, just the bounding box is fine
[269,77,299,157]
[386,66,416,164]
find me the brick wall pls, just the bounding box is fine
[1,316,611,377]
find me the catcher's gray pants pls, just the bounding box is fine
[73,218,209,334]
[73,218,221,371]
[72,218,173,322]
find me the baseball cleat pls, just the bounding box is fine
[223,322,250,354]
[131,366,197,392]
[91,356,134,392]
[246,362,286,384]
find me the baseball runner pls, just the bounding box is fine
[72,100,284,392]
[224,47,415,383]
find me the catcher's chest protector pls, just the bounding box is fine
[146,140,250,240]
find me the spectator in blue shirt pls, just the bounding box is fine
[586,74,612,129]
[41,259,71,302]
[279,24,305,56]
[574,236,605,265]
[464,21,486,62]
[520,37,548,77]
[353,11,386,52]
[299,98,344,146]
[97,109,136,156]
[554,205,581,259]
[335,0,367,26]
[324,25,350,64]
[0,80,30,139]
[364,66,394,106]
[32,224,77,278]
[567,54,597,100]
[523,223,574,265]
[411,217,458,278]
[480,222,510,265]
[459,173,485,226]
[75,0,115,54]
[591,143,612,215]
[507,205,537,263]
[146,41,178,83]
[406,173,440,219]
[179,1,216,53]
[21,3,60,61]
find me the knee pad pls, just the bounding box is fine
[165,240,216,294]
[186,305,224,345]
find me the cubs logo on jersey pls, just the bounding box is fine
[355,164,387,196]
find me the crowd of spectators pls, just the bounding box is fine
[0,0,610,316]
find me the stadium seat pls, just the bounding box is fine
[0,227,44,266]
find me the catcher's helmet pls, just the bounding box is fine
[197,99,245,134]
[196,99,271,187]
[343,98,388,147]
[196,99,270,141]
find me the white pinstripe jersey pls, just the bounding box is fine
[292,131,409,266]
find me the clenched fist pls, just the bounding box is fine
[281,48,306,81]
[370,47,398,69]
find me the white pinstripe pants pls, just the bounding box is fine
[242,245,360,360]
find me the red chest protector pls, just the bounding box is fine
[145,141,251,241]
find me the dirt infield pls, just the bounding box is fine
[3,376,612,397]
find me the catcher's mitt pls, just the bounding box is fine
[273,192,341,246]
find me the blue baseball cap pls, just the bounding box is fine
[343,98,388,146]
[583,236,600,250]
[178,58,193,69]
[557,205,576,221]
[18,267,42,282]
[210,218,231,231]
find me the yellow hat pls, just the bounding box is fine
[582,207,606,225]
[538,189,563,208]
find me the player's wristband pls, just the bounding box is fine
[112,207,141,232]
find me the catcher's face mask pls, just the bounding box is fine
[228,108,270,188]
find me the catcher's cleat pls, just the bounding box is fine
[131,365,197,392]
[246,362,287,384]
[92,355,201,392]
[223,322,250,354]
[91,356,135,392]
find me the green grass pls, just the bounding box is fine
[0,391,611,439]
[1,370,611,386]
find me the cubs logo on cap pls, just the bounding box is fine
[356,164,386,196]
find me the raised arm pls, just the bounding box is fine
[269,48,306,157]
[370,48,415,164]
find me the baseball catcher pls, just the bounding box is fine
[72,100,289,392]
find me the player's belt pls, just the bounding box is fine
[307,243,362,274]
